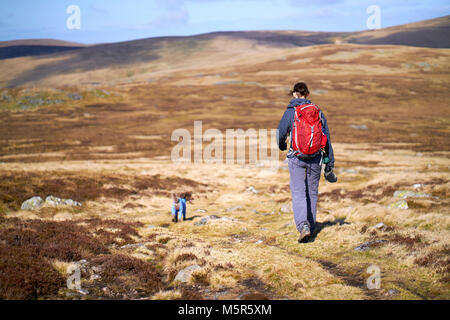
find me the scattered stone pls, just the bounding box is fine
[388,200,408,210]
[355,240,387,252]
[22,96,44,106]
[256,240,263,244]
[194,215,221,226]
[45,195,82,207]
[147,225,156,229]
[90,274,101,281]
[93,89,110,97]
[21,196,44,210]
[92,266,103,274]
[280,203,293,213]
[63,198,82,206]
[194,215,237,226]
[393,190,431,199]
[374,222,389,231]
[387,289,400,296]
[67,93,83,100]
[227,206,243,212]
[413,184,423,189]
[349,124,368,130]
[77,289,89,295]
[196,209,207,213]
[18,105,33,110]
[174,264,201,283]
[246,186,259,194]
[1,94,11,102]
[120,242,146,249]
[311,89,328,95]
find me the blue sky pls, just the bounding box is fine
[0,0,448,44]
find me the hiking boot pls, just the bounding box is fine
[324,166,338,183]
[298,224,311,243]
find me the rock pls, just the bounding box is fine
[67,93,83,100]
[174,264,201,283]
[45,195,82,207]
[92,266,103,273]
[1,94,11,102]
[90,274,101,281]
[45,195,64,206]
[256,240,263,244]
[413,184,423,189]
[349,124,368,130]
[77,259,88,265]
[311,89,328,95]
[120,242,146,249]
[388,200,408,210]
[194,215,221,226]
[393,190,431,199]
[196,209,207,213]
[22,96,45,106]
[280,203,293,213]
[227,206,243,212]
[246,186,259,194]
[355,240,387,252]
[21,196,44,210]
[77,288,89,295]
[387,289,399,296]
[374,222,388,231]
[63,198,82,206]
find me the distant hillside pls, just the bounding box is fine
[0,15,448,87]
[195,15,450,48]
[343,15,450,48]
[0,39,86,60]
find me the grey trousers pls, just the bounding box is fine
[288,156,322,234]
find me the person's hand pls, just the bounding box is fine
[324,165,337,183]
[279,141,287,151]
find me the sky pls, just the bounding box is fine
[0,0,449,44]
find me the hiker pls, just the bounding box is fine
[277,82,337,243]
[171,192,193,223]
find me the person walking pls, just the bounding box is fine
[277,82,337,243]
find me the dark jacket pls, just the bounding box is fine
[277,98,335,168]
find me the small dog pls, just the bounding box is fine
[171,192,193,223]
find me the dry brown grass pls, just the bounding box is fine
[0,33,448,299]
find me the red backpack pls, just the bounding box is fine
[291,104,327,157]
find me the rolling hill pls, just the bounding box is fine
[0,15,449,300]
[0,15,448,87]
